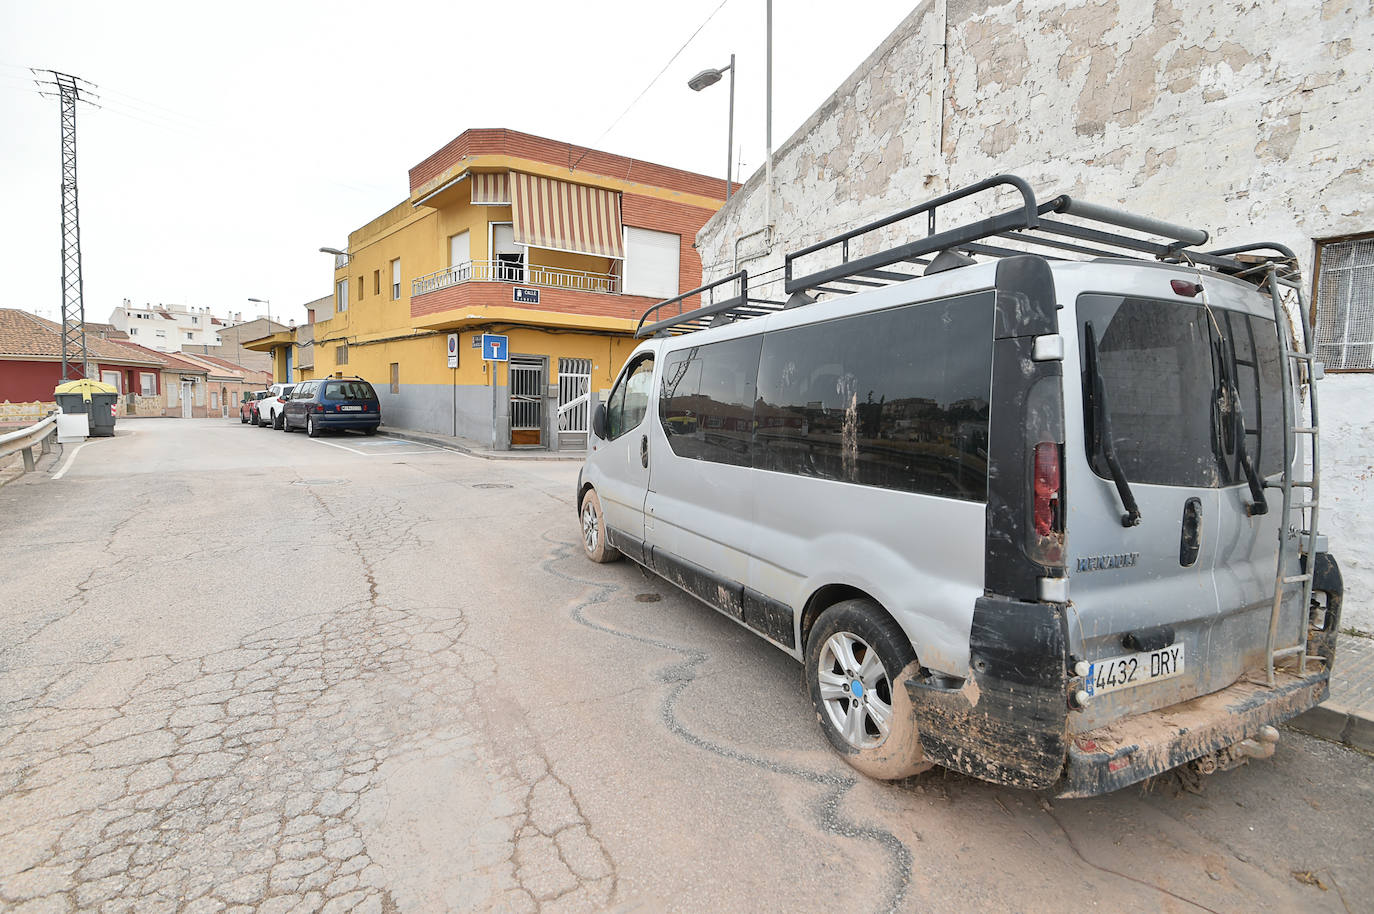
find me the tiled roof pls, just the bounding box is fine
[175,352,241,379]
[193,354,256,374]
[0,309,164,365]
[109,340,207,374]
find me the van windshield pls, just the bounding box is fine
[1078,294,1283,489]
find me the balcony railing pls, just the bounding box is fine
[411,260,621,297]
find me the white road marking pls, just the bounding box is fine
[309,438,447,457]
[53,441,90,480]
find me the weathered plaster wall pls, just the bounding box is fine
[698,0,1374,629]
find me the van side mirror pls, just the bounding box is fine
[592,403,608,440]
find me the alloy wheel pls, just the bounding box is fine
[582,502,600,554]
[817,632,894,750]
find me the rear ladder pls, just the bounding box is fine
[1258,262,1323,686]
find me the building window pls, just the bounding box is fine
[336,278,349,313]
[390,362,399,393]
[100,370,122,393]
[186,332,194,340]
[191,316,198,325]
[391,258,401,299]
[1314,235,1374,371]
[140,372,156,396]
[449,232,470,268]
[194,382,205,407]
[210,391,218,410]
[337,344,349,365]
[156,330,167,338]
[129,327,138,336]
[357,275,364,301]
[492,223,525,282]
[624,226,681,298]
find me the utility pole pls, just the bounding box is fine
[33,70,100,380]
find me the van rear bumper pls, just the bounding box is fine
[904,595,1332,797]
[1053,666,1329,798]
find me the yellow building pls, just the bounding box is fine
[257,128,729,450]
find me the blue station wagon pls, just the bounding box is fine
[282,377,381,437]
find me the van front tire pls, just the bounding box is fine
[580,489,621,564]
[806,599,931,780]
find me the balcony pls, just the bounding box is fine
[412,260,621,297]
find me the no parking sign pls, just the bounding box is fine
[447,333,458,368]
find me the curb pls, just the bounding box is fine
[377,428,584,461]
[1287,704,1374,753]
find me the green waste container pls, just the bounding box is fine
[54,379,120,437]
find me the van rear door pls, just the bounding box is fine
[1067,288,1225,726]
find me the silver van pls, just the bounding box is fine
[576,176,1343,796]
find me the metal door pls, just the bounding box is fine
[509,357,544,447]
[180,381,193,419]
[556,357,592,449]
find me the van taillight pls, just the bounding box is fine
[1033,443,1060,537]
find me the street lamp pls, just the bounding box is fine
[319,246,351,269]
[688,53,735,201]
[247,297,271,324]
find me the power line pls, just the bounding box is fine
[572,0,733,169]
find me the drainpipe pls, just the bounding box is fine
[765,0,774,241]
[733,226,774,273]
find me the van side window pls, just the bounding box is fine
[606,355,655,440]
[658,336,761,467]
[755,292,994,500]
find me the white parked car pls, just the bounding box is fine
[256,383,296,430]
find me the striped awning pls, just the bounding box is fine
[470,172,511,205]
[511,172,624,260]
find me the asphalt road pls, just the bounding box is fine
[1,418,1371,914]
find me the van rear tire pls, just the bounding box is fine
[580,489,621,564]
[805,598,931,780]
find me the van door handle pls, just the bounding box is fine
[640,435,648,468]
[1180,497,1202,567]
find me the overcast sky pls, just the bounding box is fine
[0,0,913,328]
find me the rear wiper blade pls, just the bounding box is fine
[1084,322,1142,528]
[1218,351,1269,516]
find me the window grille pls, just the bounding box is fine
[1314,235,1374,371]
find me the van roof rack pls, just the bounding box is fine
[635,271,787,338]
[635,174,1303,338]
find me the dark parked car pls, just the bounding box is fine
[282,377,381,437]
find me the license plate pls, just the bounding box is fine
[340,405,362,411]
[1085,643,1185,697]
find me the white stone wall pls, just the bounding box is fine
[697,0,1374,629]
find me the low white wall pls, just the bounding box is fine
[1318,375,1373,632]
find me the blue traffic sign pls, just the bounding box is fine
[481,333,509,362]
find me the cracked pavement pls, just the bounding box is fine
[1,418,1372,913]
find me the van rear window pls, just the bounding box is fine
[1078,295,1284,488]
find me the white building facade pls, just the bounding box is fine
[696,0,1373,629]
[108,301,245,353]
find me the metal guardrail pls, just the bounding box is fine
[412,260,621,297]
[0,413,58,476]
